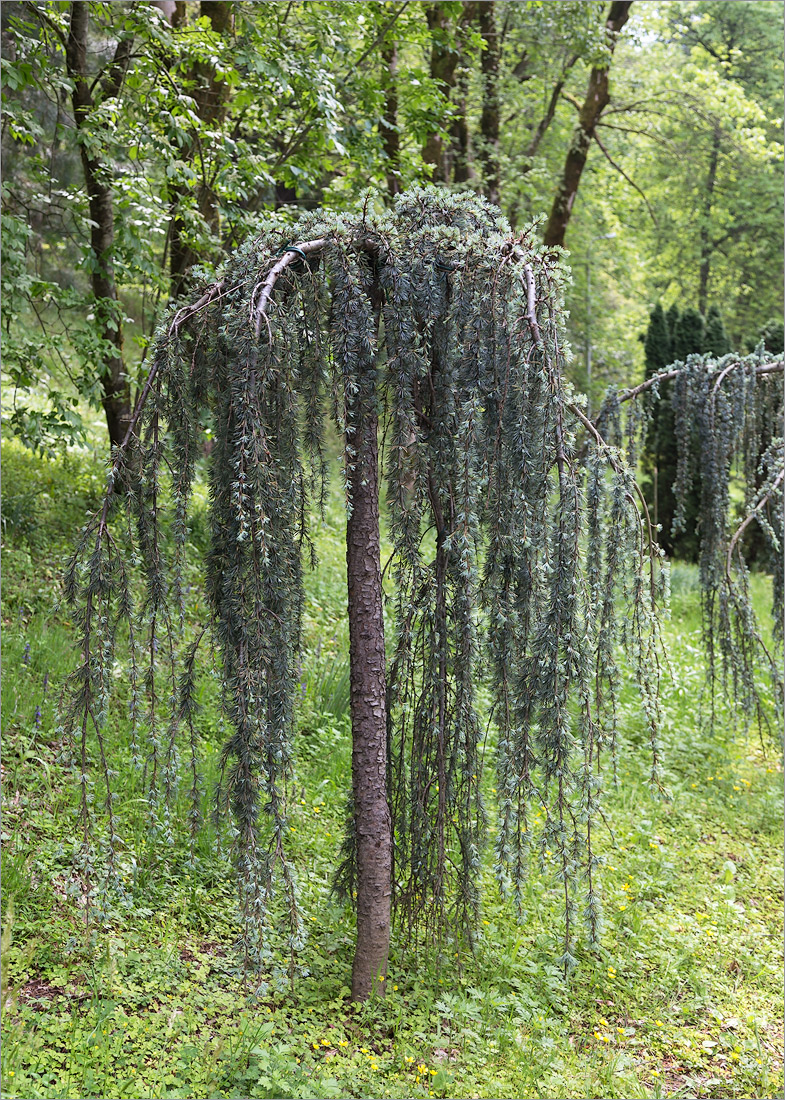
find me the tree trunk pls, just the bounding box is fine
[451,64,473,183]
[66,2,132,449]
[422,3,476,182]
[170,0,233,297]
[698,126,720,315]
[381,42,401,198]
[543,0,632,248]
[346,393,391,1001]
[478,0,500,205]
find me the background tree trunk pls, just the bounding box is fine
[170,0,233,297]
[422,4,456,180]
[478,0,500,205]
[698,125,721,315]
[419,3,474,181]
[346,391,391,1002]
[66,1,132,449]
[381,42,401,198]
[543,0,632,247]
[451,64,473,183]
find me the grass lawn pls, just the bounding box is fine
[1,438,783,1100]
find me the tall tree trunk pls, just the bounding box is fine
[451,65,473,183]
[422,4,455,180]
[346,391,391,1001]
[698,125,720,315]
[543,1,632,248]
[422,3,476,181]
[64,3,133,451]
[170,0,233,297]
[65,2,132,449]
[478,0,500,205]
[381,43,401,198]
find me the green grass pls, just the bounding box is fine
[1,439,783,1100]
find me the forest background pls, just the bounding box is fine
[1,3,783,1100]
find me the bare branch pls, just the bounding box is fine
[251,240,327,338]
[592,130,657,224]
[616,359,784,405]
[727,468,785,580]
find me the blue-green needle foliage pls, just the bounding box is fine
[597,350,784,734]
[63,188,672,973]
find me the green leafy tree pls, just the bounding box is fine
[673,306,705,361]
[643,301,671,373]
[1,1,439,449]
[752,319,784,355]
[621,1,784,345]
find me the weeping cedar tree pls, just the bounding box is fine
[63,189,784,1000]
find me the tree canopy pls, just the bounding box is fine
[3,1,782,448]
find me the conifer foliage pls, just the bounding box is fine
[63,189,782,999]
[641,303,732,560]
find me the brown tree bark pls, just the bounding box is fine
[477,0,500,205]
[543,0,632,248]
[451,64,474,183]
[65,2,133,449]
[170,1,233,297]
[346,387,391,1001]
[422,2,476,182]
[381,42,401,198]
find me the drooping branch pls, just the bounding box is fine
[591,351,784,729]
[63,187,780,1000]
[615,357,783,404]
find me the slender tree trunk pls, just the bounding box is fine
[524,59,579,163]
[346,389,391,1001]
[170,0,233,297]
[451,65,473,183]
[478,0,500,205]
[698,126,720,315]
[543,0,632,247]
[422,4,454,181]
[422,3,476,181]
[66,2,132,449]
[381,43,401,198]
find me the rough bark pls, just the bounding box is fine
[422,3,476,181]
[170,0,233,297]
[698,125,720,316]
[381,43,401,198]
[346,392,391,1001]
[543,0,632,248]
[65,2,132,449]
[477,0,500,205]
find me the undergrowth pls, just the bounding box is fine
[1,439,782,1100]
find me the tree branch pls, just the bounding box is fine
[592,129,657,223]
[522,58,579,160]
[617,359,784,404]
[251,240,327,338]
[727,469,785,580]
[271,1,410,171]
